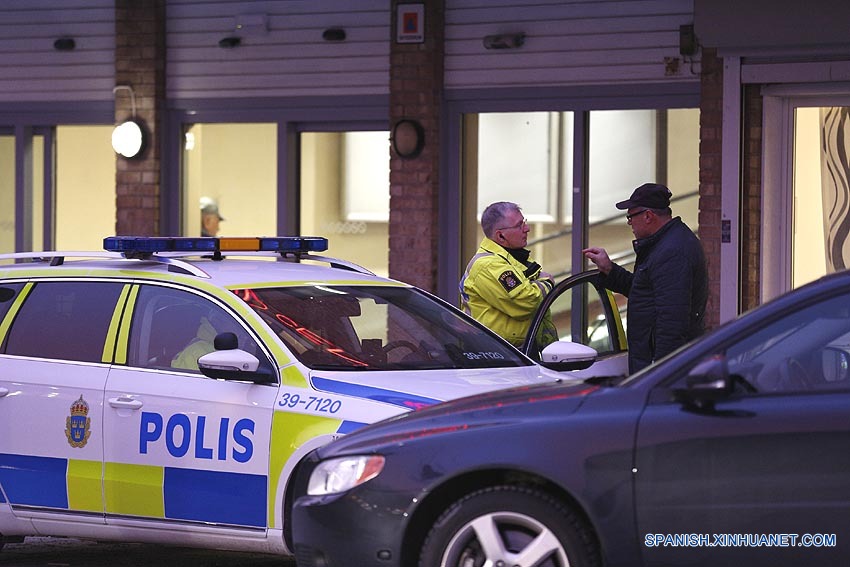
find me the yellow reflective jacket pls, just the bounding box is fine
[459,238,556,347]
[171,316,217,371]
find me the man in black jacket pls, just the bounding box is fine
[583,183,708,373]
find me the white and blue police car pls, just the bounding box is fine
[0,236,625,555]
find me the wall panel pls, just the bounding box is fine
[166,0,390,99]
[0,1,115,102]
[445,0,698,89]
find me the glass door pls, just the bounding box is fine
[763,95,850,299]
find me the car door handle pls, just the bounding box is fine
[0,387,8,397]
[108,396,143,410]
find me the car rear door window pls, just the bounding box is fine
[127,285,270,374]
[4,281,124,363]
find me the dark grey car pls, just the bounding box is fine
[290,270,850,567]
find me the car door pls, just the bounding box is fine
[523,269,628,375]
[102,283,279,532]
[635,289,850,566]
[0,280,127,524]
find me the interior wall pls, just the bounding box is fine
[793,107,825,287]
[183,123,277,238]
[300,132,389,277]
[667,108,700,229]
[55,126,115,251]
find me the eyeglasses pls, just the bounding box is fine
[496,218,528,231]
[625,209,649,222]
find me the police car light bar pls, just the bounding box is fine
[103,236,329,255]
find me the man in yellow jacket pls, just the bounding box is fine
[460,201,557,348]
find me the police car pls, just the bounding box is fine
[0,236,626,555]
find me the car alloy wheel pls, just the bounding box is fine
[419,485,599,567]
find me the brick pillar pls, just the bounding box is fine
[114,0,165,236]
[740,85,762,311]
[698,48,723,330]
[389,0,444,292]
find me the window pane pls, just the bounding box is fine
[5,282,123,363]
[300,131,389,277]
[463,112,574,280]
[182,123,277,238]
[128,285,266,373]
[588,108,700,278]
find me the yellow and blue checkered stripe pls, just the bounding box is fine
[0,453,267,527]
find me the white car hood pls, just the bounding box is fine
[308,365,556,411]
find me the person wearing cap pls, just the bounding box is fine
[460,201,558,349]
[200,197,224,237]
[583,183,708,373]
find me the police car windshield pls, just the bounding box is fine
[233,285,530,371]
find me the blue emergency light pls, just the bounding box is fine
[104,236,329,255]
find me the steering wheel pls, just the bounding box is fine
[777,357,810,391]
[382,340,420,356]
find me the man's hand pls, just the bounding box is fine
[582,247,613,274]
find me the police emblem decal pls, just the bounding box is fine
[498,270,520,292]
[65,395,91,448]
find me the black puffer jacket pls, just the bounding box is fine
[601,217,708,373]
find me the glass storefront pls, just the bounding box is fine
[462,108,700,279]
[460,107,700,332]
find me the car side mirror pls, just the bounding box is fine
[539,341,597,372]
[673,354,731,409]
[198,348,275,384]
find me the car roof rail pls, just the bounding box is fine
[0,251,123,265]
[0,250,213,279]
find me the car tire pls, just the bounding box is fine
[419,485,600,567]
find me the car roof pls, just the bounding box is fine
[0,252,405,290]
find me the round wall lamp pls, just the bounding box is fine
[391,119,425,159]
[111,119,146,159]
[112,85,146,159]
